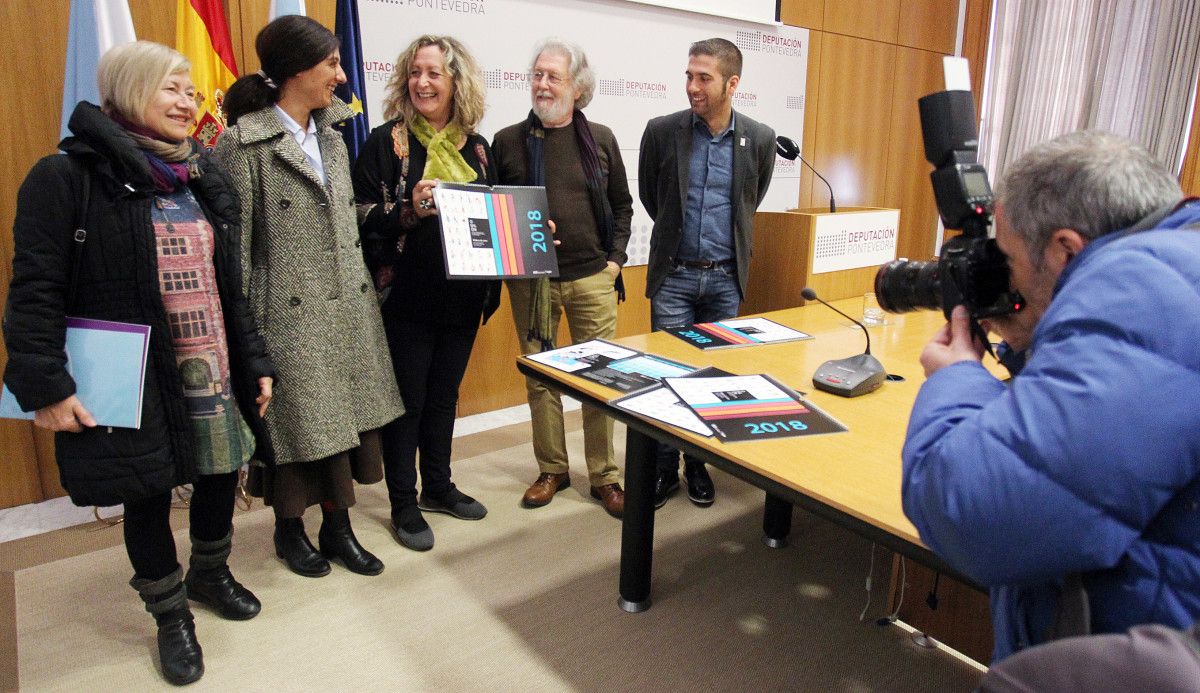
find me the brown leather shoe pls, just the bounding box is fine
[590,483,625,519]
[522,472,570,507]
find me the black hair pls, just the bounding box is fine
[223,15,340,125]
[689,37,743,80]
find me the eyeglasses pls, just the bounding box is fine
[531,71,568,86]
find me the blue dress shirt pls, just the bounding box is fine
[679,112,735,262]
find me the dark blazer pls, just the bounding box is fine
[638,108,776,299]
[3,102,275,506]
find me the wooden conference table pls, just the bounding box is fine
[516,299,987,612]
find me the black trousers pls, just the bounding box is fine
[381,318,479,510]
[123,471,238,581]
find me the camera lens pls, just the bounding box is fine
[874,260,942,313]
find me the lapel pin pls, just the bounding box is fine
[740,137,746,146]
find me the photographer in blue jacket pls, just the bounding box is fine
[902,130,1200,662]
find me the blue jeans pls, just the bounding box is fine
[650,264,741,331]
[650,264,740,473]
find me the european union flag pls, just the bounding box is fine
[334,0,369,161]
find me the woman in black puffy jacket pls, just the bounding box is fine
[2,41,273,686]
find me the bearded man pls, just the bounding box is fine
[492,37,633,519]
[637,37,776,509]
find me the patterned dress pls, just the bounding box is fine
[152,187,254,475]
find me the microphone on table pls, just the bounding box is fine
[801,287,886,397]
[776,135,836,213]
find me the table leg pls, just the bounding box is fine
[618,426,656,612]
[763,493,793,549]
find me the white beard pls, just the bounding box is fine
[532,93,573,126]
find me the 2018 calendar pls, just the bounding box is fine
[433,182,559,279]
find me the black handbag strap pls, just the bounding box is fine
[67,163,90,313]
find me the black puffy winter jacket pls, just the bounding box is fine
[3,102,275,506]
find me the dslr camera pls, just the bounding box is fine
[874,90,1022,320]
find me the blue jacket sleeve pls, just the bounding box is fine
[902,262,1200,586]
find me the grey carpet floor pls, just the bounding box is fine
[3,416,982,691]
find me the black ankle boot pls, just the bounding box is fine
[684,461,715,506]
[318,508,384,576]
[274,516,331,578]
[131,566,204,686]
[186,531,261,620]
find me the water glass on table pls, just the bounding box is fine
[862,292,887,326]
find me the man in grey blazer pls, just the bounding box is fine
[638,37,776,508]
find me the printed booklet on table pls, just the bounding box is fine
[664,317,813,350]
[525,339,698,393]
[663,373,846,442]
[610,367,734,437]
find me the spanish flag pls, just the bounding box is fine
[176,0,239,148]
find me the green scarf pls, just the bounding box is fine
[409,114,476,183]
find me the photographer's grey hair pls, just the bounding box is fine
[531,37,595,109]
[997,130,1182,263]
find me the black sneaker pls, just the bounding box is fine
[418,487,488,520]
[391,505,434,551]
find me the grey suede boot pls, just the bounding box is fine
[185,531,261,620]
[130,565,203,686]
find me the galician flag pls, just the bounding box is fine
[176,0,239,148]
[269,0,307,17]
[61,0,136,139]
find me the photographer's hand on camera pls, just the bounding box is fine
[920,305,987,377]
[980,306,1037,355]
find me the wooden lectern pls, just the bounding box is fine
[742,206,900,315]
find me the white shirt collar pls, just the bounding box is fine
[273,105,317,140]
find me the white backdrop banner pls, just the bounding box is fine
[357,0,808,265]
[619,0,779,25]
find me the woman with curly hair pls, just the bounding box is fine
[352,35,498,551]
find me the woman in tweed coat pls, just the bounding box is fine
[215,15,403,578]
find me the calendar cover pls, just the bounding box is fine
[433,182,559,279]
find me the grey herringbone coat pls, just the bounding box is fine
[214,99,403,464]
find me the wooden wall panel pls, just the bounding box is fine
[961,0,993,111]
[810,34,897,208]
[823,0,900,44]
[780,0,825,30]
[236,0,336,75]
[127,0,176,46]
[0,0,73,509]
[1180,76,1200,196]
[897,0,958,54]
[889,557,994,664]
[796,31,824,210]
[883,46,947,261]
[0,423,43,509]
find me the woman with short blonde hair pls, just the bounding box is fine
[97,40,190,119]
[5,40,275,685]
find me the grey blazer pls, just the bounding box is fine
[637,108,776,299]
